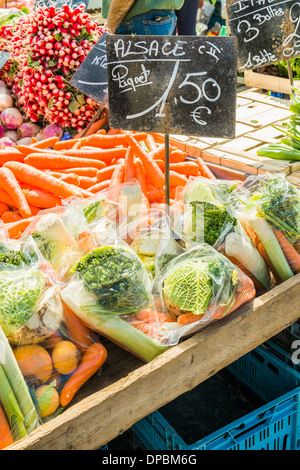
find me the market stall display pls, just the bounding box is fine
[0,0,299,452]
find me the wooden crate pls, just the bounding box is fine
[7,274,300,450]
[244,71,300,95]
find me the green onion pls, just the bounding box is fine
[0,365,27,442]
[0,327,40,434]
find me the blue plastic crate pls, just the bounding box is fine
[133,388,300,450]
[132,343,300,451]
[227,342,300,402]
[271,321,300,353]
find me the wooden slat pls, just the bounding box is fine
[244,71,300,96]
[8,274,300,450]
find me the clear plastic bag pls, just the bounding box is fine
[0,234,107,448]
[217,173,300,284]
[61,222,169,363]
[152,243,256,345]
[177,176,238,250]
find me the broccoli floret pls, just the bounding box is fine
[73,246,151,313]
[31,233,59,263]
[191,202,237,247]
[0,247,32,268]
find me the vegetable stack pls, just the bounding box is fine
[257,87,300,161]
[0,5,103,133]
[0,129,215,238]
[224,174,300,284]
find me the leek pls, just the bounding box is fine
[61,281,169,363]
[248,217,294,282]
[0,365,27,442]
[0,326,40,434]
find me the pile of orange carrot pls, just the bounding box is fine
[0,127,216,239]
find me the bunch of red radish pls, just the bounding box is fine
[0,4,103,133]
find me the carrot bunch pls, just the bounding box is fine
[0,128,216,239]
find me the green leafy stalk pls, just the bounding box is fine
[0,364,27,442]
[82,309,168,362]
[0,327,40,434]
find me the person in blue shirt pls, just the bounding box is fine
[103,0,184,35]
[174,0,204,35]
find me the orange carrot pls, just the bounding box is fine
[147,145,166,161]
[26,188,62,209]
[60,167,100,177]
[177,312,204,325]
[0,188,17,207]
[84,132,148,148]
[53,138,86,151]
[0,149,25,165]
[145,133,157,152]
[1,211,22,223]
[6,217,34,239]
[134,159,148,198]
[124,146,135,182]
[169,162,199,176]
[62,303,95,353]
[0,202,9,216]
[96,164,118,183]
[60,174,98,189]
[60,342,107,407]
[0,167,32,218]
[0,403,13,450]
[147,187,165,203]
[61,147,127,163]
[131,320,161,339]
[24,154,106,171]
[89,180,110,193]
[17,145,62,156]
[196,157,216,180]
[111,157,125,165]
[125,135,165,188]
[212,273,255,320]
[29,136,59,149]
[168,171,188,187]
[134,308,174,324]
[273,229,300,274]
[109,163,125,190]
[169,149,186,163]
[4,162,84,199]
[28,204,40,216]
[153,159,165,171]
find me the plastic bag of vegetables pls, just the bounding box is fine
[222,173,300,284]
[178,176,238,249]
[23,199,98,280]
[0,233,107,445]
[0,236,63,346]
[0,325,40,448]
[152,243,256,344]
[61,225,169,363]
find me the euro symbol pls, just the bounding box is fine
[190,106,211,125]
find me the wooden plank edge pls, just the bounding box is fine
[8,274,300,450]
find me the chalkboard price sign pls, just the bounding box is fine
[106,35,237,138]
[70,32,108,106]
[226,0,300,72]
